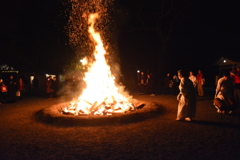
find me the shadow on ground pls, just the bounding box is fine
[189,111,240,129]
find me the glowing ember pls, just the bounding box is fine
[62,3,134,115]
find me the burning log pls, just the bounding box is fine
[90,101,100,112]
[62,110,75,115]
[113,109,124,113]
[83,100,93,106]
[136,103,145,110]
[78,100,92,114]
[62,99,136,116]
[77,110,89,116]
[110,96,117,105]
[92,102,106,115]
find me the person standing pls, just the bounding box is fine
[172,75,179,95]
[18,78,24,100]
[0,78,8,104]
[189,71,198,94]
[196,70,204,96]
[189,71,198,88]
[145,73,155,96]
[71,75,77,93]
[32,77,39,91]
[176,70,197,121]
[52,77,59,98]
[231,67,240,111]
[46,77,53,98]
[138,72,147,94]
[7,75,17,102]
[164,73,172,95]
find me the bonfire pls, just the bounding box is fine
[62,7,135,115]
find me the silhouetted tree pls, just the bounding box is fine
[116,0,200,78]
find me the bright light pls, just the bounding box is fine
[62,13,133,116]
[223,60,226,63]
[80,58,88,65]
[137,70,140,73]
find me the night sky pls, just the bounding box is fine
[115,1,240,74]
[1,0,240,78]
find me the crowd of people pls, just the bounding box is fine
[174,68,240,121]
[45,76,59,99]
[138,72,155,96]
[0,75,24,105]
[214,67,240,114]
[0,75,60,105]
[0,73,89,105]
[137,68,240,122]
[136,69,205,121]
[138,69,205,97]
[155,69,203,121]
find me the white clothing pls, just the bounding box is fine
[189,75,198,88]
[177,77,197,120]
[215,76,234,100]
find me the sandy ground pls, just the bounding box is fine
[0,89,240,160]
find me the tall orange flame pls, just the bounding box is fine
[63,13,134,115]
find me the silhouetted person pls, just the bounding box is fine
[196,70,204,96]
[52,77,59,98]
[7,75,17,102]
[0,78,8,104]
[46,77,53,98]
[138,72,147,94]
[17,78,24,100]
[145,73,155,96]
[32,78,39,90]
[172,75,179,95]
[231,67,240,111]
[164,73,172,95]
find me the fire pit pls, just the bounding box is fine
[36,100,164,127]
[46,1,163,122]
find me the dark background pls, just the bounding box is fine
[1,0,240,86]
[115,0,240,77]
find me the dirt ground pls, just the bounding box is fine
[0,89,240,160]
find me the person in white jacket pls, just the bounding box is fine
[189,71,198,88]
[176,70,197,121]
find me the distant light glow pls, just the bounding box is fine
[137,70,140,73]
[223,60,226,63]
[80,58,88,65]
